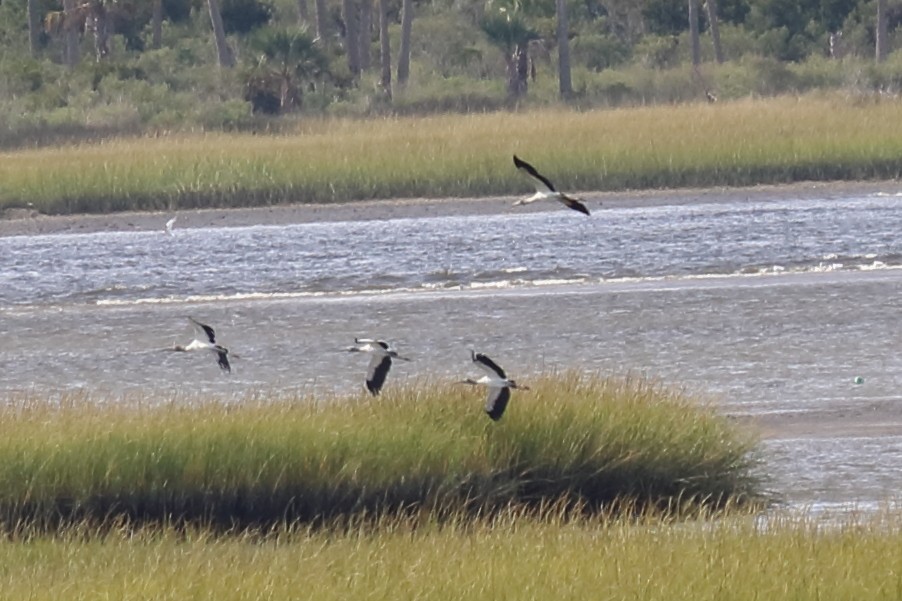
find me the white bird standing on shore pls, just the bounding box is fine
[512,155,591,216]
[460,350,529,421]
[165,216,177,236]
[167,317,232,373]
[346,338,411,395]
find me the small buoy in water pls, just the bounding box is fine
[853,376,864,385]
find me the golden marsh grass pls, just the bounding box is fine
[2,509,901,600]
[3,95,902,214]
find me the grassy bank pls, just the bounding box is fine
[0,374,761,529]
[3,510,901,600]
[3,95,902,215]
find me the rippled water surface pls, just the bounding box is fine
[3,191,902,506]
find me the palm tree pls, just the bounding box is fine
[44,0,115,62]
[342,0,361,76]
[61,0,79,66]
[359,0,372,70]
[152,0,163,49]
[397,0,413,86]
[379,0,392,97]
[249,27,328,111]
[314,0,329,43]
[481,6,538,99]
[27,0,41,57]
[704,0,724,64]
[688,0,700,66]
[876,0,888,63]
[555,0,571,99]
[208,0,235,67]
[44,0,124,63]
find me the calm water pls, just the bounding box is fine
[3,192,902,505]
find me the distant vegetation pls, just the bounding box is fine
[3,96,902,214]
[0,374,762,530]
[1,0,902,148]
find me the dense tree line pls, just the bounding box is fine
[0,0,899,135]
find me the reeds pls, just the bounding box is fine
[0,374,762,530]
[3,95,902,214]
[2,508,901,600]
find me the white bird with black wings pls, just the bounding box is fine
[512,155,592,216]
[460,350,529,421]
[347,338,411,395]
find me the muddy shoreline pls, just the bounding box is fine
[2,180,899,237]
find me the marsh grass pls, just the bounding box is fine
[4,95,902,214]
[0,374,762,530]
[2,507,901,600]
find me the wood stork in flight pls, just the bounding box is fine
[460,350,529,421]
[347,338,410,395]
[512,155,591,216]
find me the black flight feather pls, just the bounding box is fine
[513,155,557,192]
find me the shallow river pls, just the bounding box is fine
[3,191,902,507]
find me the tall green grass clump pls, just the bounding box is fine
[0,374,762,529]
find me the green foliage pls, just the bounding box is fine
[161,0,199,23]
[0,0,899,145]
[571,31,632,71]
[221,0,274,33]
[407,13,494,79]
[244,26,328,113]
[642,0,689,36]
[480,7,539,52]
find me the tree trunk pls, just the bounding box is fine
[314,0,328,42]
[27,0,41,57]
[62,0,80,67]
[555,0,572,99]
[87,2,112,61]
[876,0,888,63]
[207,0,235,68]
[688,0,700,66]
[379,0,392,98]
[359,0,372,71]
[506,44,529,98]
[152,0,163,49]
[342,0,361,76]
[704,0,723,64]
[397,0,413,85]
[297,0,309,23]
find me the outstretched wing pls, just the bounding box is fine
[471,350,507,379]
[366,355,393,396]
[355,337,390,351]
[189,317,217,343]
[216,348,231,373]
[513,155,557,193]
[485,387,511,421]
[560,195,591,216]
